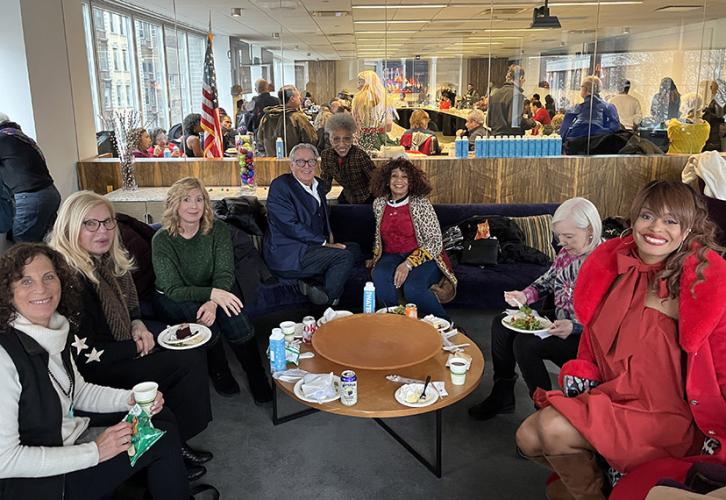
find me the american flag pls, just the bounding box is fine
[201,24,223,158]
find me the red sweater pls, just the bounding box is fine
[380,204,418,254]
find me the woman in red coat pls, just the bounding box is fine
[515,180,726,499]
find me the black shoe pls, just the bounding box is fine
[182,443,214,465]
[232,340,273,404]
[298,280,329,305]
[186,464,207,482]
[468,376,517,421]
[209,369,240,397]
[190,483,220,500]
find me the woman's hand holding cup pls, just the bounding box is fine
[130,382,162,416]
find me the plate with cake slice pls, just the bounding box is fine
[158,323,212,350]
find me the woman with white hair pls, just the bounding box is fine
[667,92,711,154]
[469,197,602,420]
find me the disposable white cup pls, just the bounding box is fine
[280,321,296,342]
[449,358,468,386]
[132,381,158,415]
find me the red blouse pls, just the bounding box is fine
[381,204,418,254]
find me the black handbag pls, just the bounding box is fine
[460,238,499,266]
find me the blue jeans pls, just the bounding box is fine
[12,184,61,242]
[372,253,449,320]
[276,242,361,300]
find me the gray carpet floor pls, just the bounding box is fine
[188,310,550,500]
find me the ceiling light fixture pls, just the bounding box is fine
[231,7,243,16]
[655,5,702,12]
[354,20,429,24]
[352,4,446,8]
[550,1,641,5]
[355,30,417,34]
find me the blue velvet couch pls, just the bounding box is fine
[241,202,559,317]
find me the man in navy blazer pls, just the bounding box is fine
[263,143,360,305]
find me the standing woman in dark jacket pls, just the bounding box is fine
[48,191,213,480]
[0,113,61,242]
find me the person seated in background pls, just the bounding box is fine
[48,192,213,481]
[474,96,488,111]
[551,108,566,132]
[651,77,681,125]
[530,100,551,136]
[608,79,643,130]
[487,65,532,136]
[313,106,333,152]
[0,112,61,243]
[182,113,203,158]
[148,128,180,158]
[456,109,488,150]
[220,114,236,151]
[320,113,374,205]
[235,98,248,131]
[516,181,726,500]
[560,76,621,147]
[400,109,441,155]
[544,95,557,118]
[465,83,480,107]
[329,99,349,114]
[667,93,711,154]
[703,79,725,151]
[151,177,272,403]
[439,95,452,110]
[469,197,602,421]
[129,128,152,158]
[257,85,317,157]
[0,243,189,499]
[263,143,360,306]
[368,158,456,320]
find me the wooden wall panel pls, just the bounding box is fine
[467,58,510,95]
[307,61,337,105]
[78,154,706,217]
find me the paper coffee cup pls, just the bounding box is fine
[449,358,468,386]
[132,381,158,415]
[280,321,296,342]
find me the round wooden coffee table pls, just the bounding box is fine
[272,314,484,476]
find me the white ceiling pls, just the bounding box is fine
[127,0,726,61]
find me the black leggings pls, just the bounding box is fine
[65,409,189,500]
[490,312,580,396]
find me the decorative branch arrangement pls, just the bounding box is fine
[108,111,145,191]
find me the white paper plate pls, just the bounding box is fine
[293,376,341,404]
[158,323,212,350]
[317,310,354,327]
[501,313,553,335]
[422,316,451,331]
[395,383,439,408]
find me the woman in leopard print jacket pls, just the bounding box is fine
[369,158,456,319]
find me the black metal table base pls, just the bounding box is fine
[272,383,443,477]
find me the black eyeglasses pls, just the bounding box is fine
[82,217,116,232]
[292,159,318,168]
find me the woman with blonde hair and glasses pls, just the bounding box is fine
[151,177,272,404]
[48,191,212,481]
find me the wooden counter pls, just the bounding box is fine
[77,154,702,217]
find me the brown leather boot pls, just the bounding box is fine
[544,452,606,500]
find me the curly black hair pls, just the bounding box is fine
[0,243,82,333]
[183,113,201,136]
[370,157,432,199]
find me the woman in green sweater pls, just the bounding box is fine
[151,177,272,403]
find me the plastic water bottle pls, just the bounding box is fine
[534,136,543,157]
[163,148,171,158]
[363,281,376,313]
[555,135,563,155]
[275,137,285,159]
[269,328,286,373]
[474,136,484,158]
[482,137,491,158]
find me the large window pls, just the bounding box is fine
[83,2,207,132]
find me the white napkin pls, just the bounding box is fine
[300,373,337,402]
[432,381,448,398]
[322,307,337,322]
[272,368,309,382]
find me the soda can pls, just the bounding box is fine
[405,303,418,319]
[302,316,317,344]
[340,370,358,406]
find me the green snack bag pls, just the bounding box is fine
[124,404,166,466]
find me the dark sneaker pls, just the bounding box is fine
[209,370,240,397]
[298,280,330,305]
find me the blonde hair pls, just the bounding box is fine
[161,177,214,237]
[352,70,387,128]
[581,76,602,96]
[48,191,134,284]
[468,109,486,125]
[552,197,602,254]
[410,109,430,129]
[681,93,704,118]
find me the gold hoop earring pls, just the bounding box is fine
[619,227,633,240]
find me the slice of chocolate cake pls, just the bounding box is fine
[175,324,192,340]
